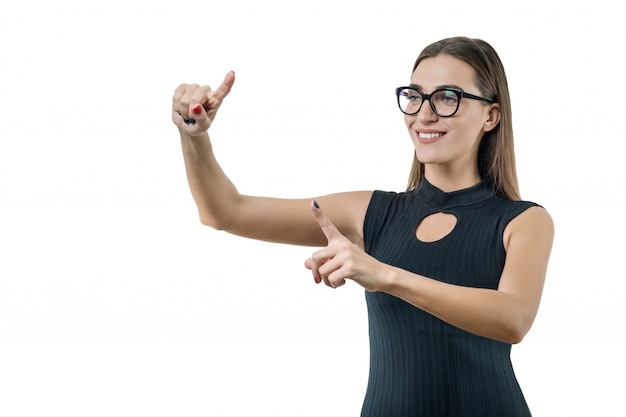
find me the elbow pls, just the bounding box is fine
[197,193,243,231]
[507,330,526,345]
[198,212,230,231]
[503,315,534,345]
[496,327,526,345]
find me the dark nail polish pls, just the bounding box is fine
[313,200,320,209]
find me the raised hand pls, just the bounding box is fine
[172,71,235,135]
[305,201,387,291]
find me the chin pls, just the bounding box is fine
[414,149,446,165]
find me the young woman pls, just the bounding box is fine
[172,36,554,416]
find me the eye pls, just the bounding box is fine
[401,90,422,103]
[435,90,459,106]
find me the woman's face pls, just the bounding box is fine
[405,54,499,174]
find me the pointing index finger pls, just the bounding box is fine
[311,200,342,243]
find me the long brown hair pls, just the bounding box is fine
[406,37,520,200]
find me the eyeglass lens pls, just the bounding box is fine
[397,88,460,117]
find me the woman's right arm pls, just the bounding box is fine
[173,72,372,248]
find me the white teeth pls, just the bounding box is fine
[418,132,443,139]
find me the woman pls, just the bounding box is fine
[172,37,554,416]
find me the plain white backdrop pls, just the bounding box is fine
[1,1,624,416]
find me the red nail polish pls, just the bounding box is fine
[314,276,321,284]
[192,104,202,115]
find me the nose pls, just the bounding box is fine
[417,99,439,123]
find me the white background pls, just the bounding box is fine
[1,1,624,416]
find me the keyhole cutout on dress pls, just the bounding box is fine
[415,212,458,242]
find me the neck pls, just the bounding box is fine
[423,165,481,192]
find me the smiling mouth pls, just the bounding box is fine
[418,132,444,139]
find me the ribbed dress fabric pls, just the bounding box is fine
[360,179,538,417]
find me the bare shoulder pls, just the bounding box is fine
[503,205,554,253]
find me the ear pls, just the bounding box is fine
[483,103,500,132]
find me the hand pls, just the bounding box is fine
[171,71,235,135]
[305,201,387,291]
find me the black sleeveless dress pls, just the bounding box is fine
[361,179,538,417]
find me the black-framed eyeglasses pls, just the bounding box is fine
[395,86,495,117]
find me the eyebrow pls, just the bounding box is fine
[409,83,463,91]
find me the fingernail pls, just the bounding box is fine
[189,118,196,125]
[313,200,320,209]
[192,104,202,115]
[184,119,190,124]
[314,276,321,284]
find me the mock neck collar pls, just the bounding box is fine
[416,178,495,209]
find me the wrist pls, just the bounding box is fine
[378,264,400,293]
[180,130,210,146]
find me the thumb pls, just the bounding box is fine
[311,201,342,243]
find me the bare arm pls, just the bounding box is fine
[173,72,372,247]
[308,204,554,344]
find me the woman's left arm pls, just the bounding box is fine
[307,205,554,344]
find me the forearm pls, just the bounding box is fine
[383,267,533,344]
[180,130,242,229]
